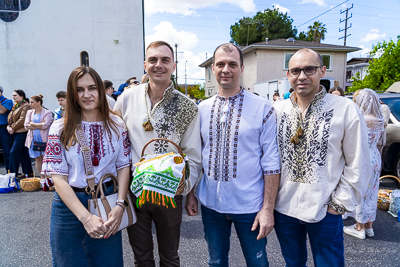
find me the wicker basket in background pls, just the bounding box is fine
[20,178,41,191]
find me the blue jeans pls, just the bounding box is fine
[9,132,33,174]
[201,205,268,267]
[50,188,123,267]
[0,126,12,171]
[274,210,344,267]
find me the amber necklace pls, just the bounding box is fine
[290,100,311,145]
[143,91,154,131]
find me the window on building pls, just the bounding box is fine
[0,0,30,22]
[208,68,211,81]
[322,54,331,70]
[81,51,89,67]
[284,53,294,69]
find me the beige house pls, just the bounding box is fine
[200,38,360,97]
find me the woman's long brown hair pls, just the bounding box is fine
[60,66,120,149]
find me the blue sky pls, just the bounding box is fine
[144,0,400,85]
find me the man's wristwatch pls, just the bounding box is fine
[116,199,128,207]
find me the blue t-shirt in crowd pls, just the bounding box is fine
[0,95,13,125]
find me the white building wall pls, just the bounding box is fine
[0,0,144,111]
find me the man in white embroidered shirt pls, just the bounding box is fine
[185,43,281,266]
[273,48,370,266]
[114,41,202,266]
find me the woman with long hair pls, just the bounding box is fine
[7,89,33,177]
[41,66,132,266]
[24,95,52,179]
[344,89,385,239]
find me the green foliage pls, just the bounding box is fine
[349,35,400,92]
[177,84,206,99]
[306,21,327,43]
[297,31,312,41]
[230,7,297,46]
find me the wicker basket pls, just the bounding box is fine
[377,189,392,211]
[20,178,41,191]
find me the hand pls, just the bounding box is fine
[103,205,124,238]
[251,209,274,240]
[184,190,199,216]
[82,215,108,239]
[327,207,339,215]
[6,126,14,134]
[26,124,34,130]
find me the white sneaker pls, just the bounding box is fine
[343,224,366,240]
[365,228,374,237]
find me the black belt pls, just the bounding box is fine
[71,180,113,193]
[0,125,7,128]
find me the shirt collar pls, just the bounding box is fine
[216,86,245,101]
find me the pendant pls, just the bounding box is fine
[142,120,154,131]
[290,126,303,145]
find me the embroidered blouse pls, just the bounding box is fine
[41,115,132,188]
[274,89,370,223]
[196,88,281,214]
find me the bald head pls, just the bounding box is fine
[289,48,323,67]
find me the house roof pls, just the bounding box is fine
[199,38,361,67]
[347,57,373,65]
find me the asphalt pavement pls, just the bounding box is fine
[0,165,399,266]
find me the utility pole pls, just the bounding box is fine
[339,4,353,46]
[236,19,261,46]
[175,44,178,86]
[185,61,187,96]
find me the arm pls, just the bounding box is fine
[24,109,33,130]
[11,104,31,131]
[252,173,280,240]
[103,166,130,238]
[179,111,202,196]
[52,174,108,238]
[329,111,371,214]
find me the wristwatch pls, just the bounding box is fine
[116,199,128,207]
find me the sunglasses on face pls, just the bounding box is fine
[288,66,322,78]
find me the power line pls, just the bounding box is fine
[296,0,349,28]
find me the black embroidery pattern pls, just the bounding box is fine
[207,89,244,181]
[278,93,333,184]
[151,87,197,154]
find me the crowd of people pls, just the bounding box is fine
[0,41,389,267]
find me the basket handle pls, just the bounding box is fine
[379,175,400,187]
[141,138,184,158]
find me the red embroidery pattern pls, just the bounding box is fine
[43,134,62,164]
[89,124,103,166]
[122,131,131,156]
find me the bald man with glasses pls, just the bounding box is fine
[273,48,370,266]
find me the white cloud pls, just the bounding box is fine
[298,0,327,7]
[146,21,199,50]
[272,3,290,14]
[145,0,256,16]
[145,21,205,84]
[358,45,371,56]
[361,29,386,42]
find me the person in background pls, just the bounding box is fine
[328,86,345,96]
[343,89,385,239]
[7,89,34,177]
[42,66,131,266]
[140,73,149,84]
[103,80,116,109]
[0,85,14,173]
[24,95,52,179]
[53,91,67,120]
[126,77,140,87]
[273,91,282,102]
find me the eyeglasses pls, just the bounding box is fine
[130,81,140,85]
[288,66,322,78]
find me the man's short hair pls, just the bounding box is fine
[273,92,280,97]
[56,91,67,99]
[212,43,244,67]
[146,41,174,60]
[103,80,113,90]
[290,48,323,66]
[0,85,3,94]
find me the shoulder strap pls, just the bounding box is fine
[0,98,7,104]
[76,124,97,196]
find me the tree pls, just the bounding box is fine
[350,35,400,92]
[177,84,206,99]
[306,21,327,43]
[230,7,297,46]
[297,31,312,42]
